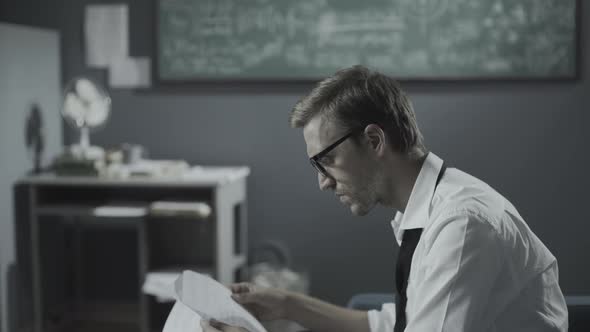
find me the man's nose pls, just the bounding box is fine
[318,172,335,191]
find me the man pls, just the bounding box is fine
[202,65,568,332]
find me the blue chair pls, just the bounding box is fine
[347,293,395,310]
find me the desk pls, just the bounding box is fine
[18,168,249,332]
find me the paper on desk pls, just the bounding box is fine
[183,167,251,184]
[163,271,267,332]
[93,206,147,217]
[149,201,212,218]
[85,4,129,68]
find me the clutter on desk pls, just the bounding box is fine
[51,145,250,186]
[52,145,251,188]
[104,158,190,179]
[53,149,103,176]
[121,142,146,164]
[183,166,251,184]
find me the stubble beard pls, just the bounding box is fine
[349,183,378,216]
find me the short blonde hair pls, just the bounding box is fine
[290,65,425,155]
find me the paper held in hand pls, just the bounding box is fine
[163,271,267,332]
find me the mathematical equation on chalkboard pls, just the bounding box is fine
[156,0,577,81]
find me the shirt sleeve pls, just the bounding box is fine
[368,303,396,332]
[406,212,503,332]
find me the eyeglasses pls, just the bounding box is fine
[309,128,361,178]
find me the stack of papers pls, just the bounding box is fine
[163,271,267,332]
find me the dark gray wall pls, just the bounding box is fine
[2,0,588,306]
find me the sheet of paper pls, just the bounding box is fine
[109,56,151,88]
[142,270,180,302]
[164,271,267,332]
[85,4,129,68]
[163,301,203,332]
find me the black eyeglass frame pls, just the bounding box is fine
[309,128,363,178]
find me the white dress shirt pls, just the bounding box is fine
[368,152,568,332]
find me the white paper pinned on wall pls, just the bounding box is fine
[109,56,151,88]
[85,4,129,68]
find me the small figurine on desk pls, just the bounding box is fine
[25,103,45,174]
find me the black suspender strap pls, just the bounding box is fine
[393,162,446,332]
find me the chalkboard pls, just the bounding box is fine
[156,0,578,81]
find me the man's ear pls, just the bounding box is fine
[364,124,386,156]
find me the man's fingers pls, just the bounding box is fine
[230,282,251,294]
[240,303,264,320]
[200,319,221,332]
[230,283,261,304]
[209,319,227,329]
[231,291,259,304]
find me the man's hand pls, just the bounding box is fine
[229,282,370,332]
[230,282,289,321]
[200,319,249,332]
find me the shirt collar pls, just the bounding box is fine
[390,152,444,245]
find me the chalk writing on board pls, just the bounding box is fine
[157,0,577,80]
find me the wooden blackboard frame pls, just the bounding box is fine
[152,0,581,85]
